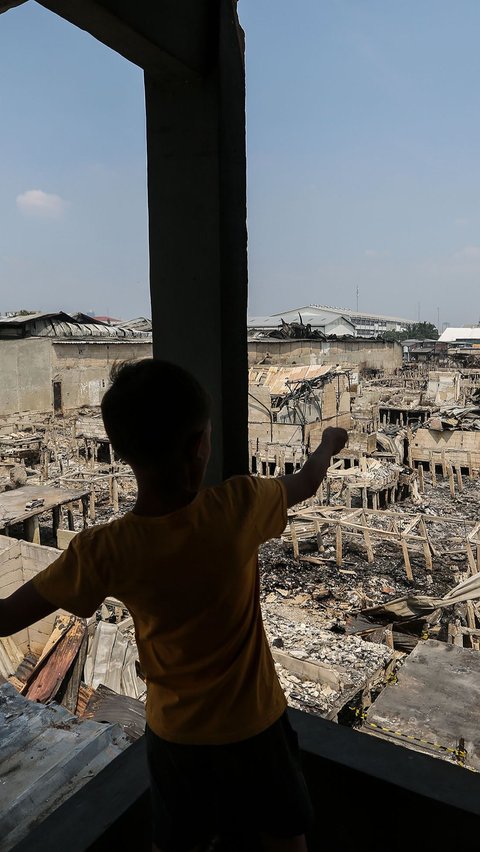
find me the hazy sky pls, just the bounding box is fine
[1,1,480,326]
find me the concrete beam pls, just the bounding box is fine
[36,0,217,80]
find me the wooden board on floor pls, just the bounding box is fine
[364,639,480,770]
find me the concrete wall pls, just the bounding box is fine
[410,428,480,473]
[0,339,52,417]
[249,374,352,449]
[426,371,460,404]
[248,385,272,423]
[248,339,403,371]
[248,422,302,446]
[0,538,22,601]
[0,339,153,417]
[52,341,153,410]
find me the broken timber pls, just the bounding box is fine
[283,506,480,583]
[22,614,87,704]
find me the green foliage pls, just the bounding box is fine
[382,322,439,343]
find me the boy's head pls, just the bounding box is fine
[101,359,212,482]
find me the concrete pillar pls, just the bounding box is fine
[145,1,248,484]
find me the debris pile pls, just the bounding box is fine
[0,606,146,739]
[425,403,480,431]
[264,610,394,720]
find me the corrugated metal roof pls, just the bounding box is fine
[0,312,151,340]
[248,364,334,395]
[268,304,413,324]
[438,327,480,343]
[247,311,352,328]
[0,312,69,324]
[0,681,130,850]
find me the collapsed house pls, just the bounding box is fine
[248,364,352,473]
[0,311,152,421]
[410,402,480,477]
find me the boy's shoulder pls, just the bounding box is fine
[65,516,128,553]
[205,474,286,518]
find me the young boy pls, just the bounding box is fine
[0,359,348,852]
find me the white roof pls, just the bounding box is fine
[247,310,354,328]
[270,304,412,324]
[438,327,480,343]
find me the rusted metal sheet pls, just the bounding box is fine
[84,683,146,741]
[75,683,96,717]
[248,364,334,396]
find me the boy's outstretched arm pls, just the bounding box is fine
[0,580,57,637]
[280,426,349,508]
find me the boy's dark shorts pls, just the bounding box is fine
[145,711,314,851]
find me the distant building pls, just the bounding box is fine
[92,315,122,325]
[248,304,412,338]
[437,327,480,361]
[437,327,480,344]
[248,308,355,338]
[341,308,412,337]
[402,339,440,363]
[0,311,152,419]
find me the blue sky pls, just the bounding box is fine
[1,1,480,326]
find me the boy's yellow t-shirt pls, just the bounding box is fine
[32,475,288,745]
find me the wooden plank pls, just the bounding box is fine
[56,528,77,549]
[419,519,433,571]
[30,614,73,671]
[24,515,40,544]
[418,464,424,492]
[0,642,16,678]
[292,505,476,526]
[24,618,87,703]
[336,525,343,567]
[448,463,455,498]
[290,521,300,559]
[401,539,414,582]
[363,526,374,563]
[0,635,23,671]
[456,465,464,492]
[402,516,421,535]
[272,649,344,691]
[61,628,89,713]
[466,541,477,575]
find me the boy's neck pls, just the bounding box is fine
[132,480,199,517]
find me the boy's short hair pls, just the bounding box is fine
[101,358,211,466]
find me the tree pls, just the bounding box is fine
[405,322,439,340]
[382,322,439,343]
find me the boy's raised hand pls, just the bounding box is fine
[319,426,349,456]
[280,426,349,508]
